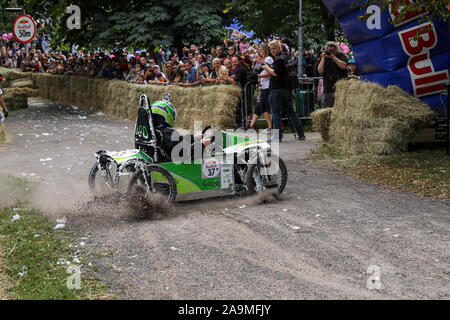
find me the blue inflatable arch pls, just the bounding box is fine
[322,0,449,115]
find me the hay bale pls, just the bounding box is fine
[0,80,11,88]
[0,121,5,145]
[4,87,39,97]
[329,80,435,155]
[312,108,333,142]
[32,73,242,130]
[1,69,30,82]
[10,79,35,89]
[4,92,28,110]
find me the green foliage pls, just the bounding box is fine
[21,0,233,52]
[230,0,341,49]
[0,2,16,35]
[356,0,450,24]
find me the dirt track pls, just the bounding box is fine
[0,99,449,299]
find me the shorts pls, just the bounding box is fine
[255,89,271,116]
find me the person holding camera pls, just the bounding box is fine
[317,41,348,108]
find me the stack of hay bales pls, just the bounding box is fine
[327,80,435,155]
[3,91,28,110]
[1,69,30,82]
[311,108,333,142]
[10,79,35,89]
[1,67,242,129]
[31,73,242,130]
[0,68,36,109]
[3,87,39,97]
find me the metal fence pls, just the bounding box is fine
[237,76,324,130]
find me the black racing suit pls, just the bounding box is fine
[155,124,202,163]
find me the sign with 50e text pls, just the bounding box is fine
[13,14,36,44]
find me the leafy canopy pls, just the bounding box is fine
[20,0,233,51]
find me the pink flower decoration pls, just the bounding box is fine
[340,42,349,54]
[2,34,7,41]
[7,33,13,39]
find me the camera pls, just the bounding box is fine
[325,50,332,56]
[255,67,263,74]
[255,63,266,74]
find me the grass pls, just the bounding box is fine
[0,206,110,300]
[311,144,450,201]
[0,175,34,207]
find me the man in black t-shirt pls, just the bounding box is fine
[232,56,248,88]
[262,41,305,142]
[223,56,250,128]
[318,41,348,108]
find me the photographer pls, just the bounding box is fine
[317,41,348,108]
[0,75,8,122]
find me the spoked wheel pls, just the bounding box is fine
[245,154,288,195]
[128,165,177,203]
[88,160,118,195]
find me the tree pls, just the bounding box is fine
[21,0,234,53]
[357,0,449,24]
[229,0,340,49]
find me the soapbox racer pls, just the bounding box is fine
[88,94,287,202]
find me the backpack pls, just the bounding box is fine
[247,71,259,85]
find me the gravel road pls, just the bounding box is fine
[0,98,448,299]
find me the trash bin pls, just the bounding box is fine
[296,88,315,116]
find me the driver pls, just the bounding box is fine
[150,100,211,162]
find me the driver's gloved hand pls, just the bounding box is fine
[2,107,7,118]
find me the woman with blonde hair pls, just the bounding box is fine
[208,58,228,83]
[250,51,273,131]
[260,43,271,61]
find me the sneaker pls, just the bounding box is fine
[297,136,306,141]
[2,107,8,118]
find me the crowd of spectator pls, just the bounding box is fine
[0,31,310,88]
[0,27,359,130]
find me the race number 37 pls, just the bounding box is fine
[202,159,221,179]
[13,15,36,44]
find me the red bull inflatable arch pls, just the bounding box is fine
[322,0,449,115]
